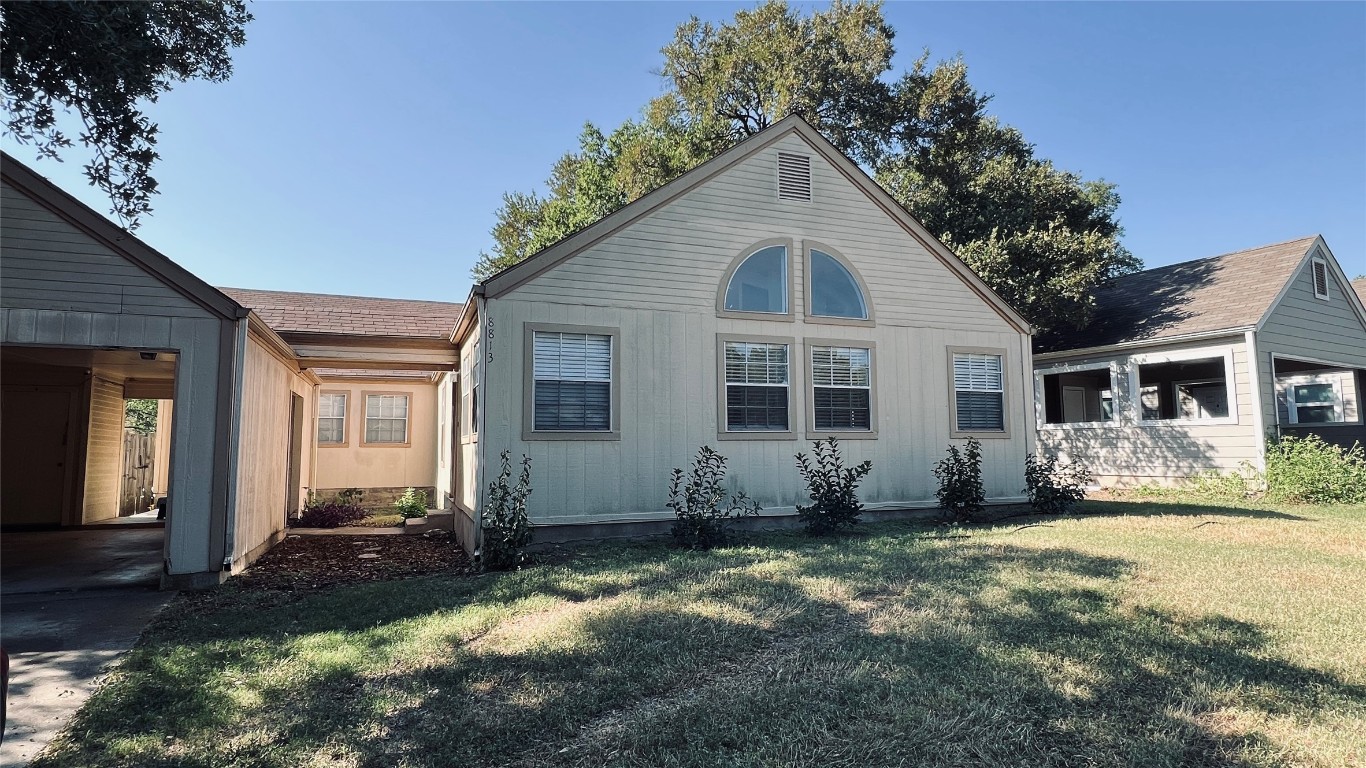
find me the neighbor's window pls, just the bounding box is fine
[952,352,1005,432]
[365,394,409,444]
[317,393,346,444]
[724,245,788,314]
[532,331,612,431]
[809,250,868,320]
[811,346,871,430]
[1284,377,1346,424]
[724,341,790,431]
[1134,355,1230,421]
[1041,367,1115,425]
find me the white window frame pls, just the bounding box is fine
[1033,360,1121,430]
[1311,257,1330,301]
[524,324,619,440]
[808,342,876,438]
[1129,345,1238,426]
[317,391,348,445]
[717,334,796,440]
[1281,373,1347,424]
[362,392,410,446]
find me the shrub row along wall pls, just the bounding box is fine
[314,486,436,511]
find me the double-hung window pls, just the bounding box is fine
[1284,377,1346,424]
[811,346,872,431]
[952,351,1007,434]
[723,340,790,432]
[364,393,409,444]
[460,343,479,440]
[532,331,613,432]
[317,392,347,444]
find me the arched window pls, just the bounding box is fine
[723,244,789,315]
[809,248,869,320]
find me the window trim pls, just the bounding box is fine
[1128,345,1238,427]
[361,391,411,447]
[1311,257,1330,301]
[317,390,350,447]
[804,242,875,326]
[1033,360,1121,430]
[805,338,877,439]
[716,239,796,321]
[948,346,1012,439]
[1281,373,1349,425]
[522,323,621,441]
[716,333,799,441]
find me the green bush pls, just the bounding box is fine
[934,438,984,522]
[394,487,428,519]
[481,451,533,570]
[356,513,405,528]
[795,437,872,535]
[1024,454,1092,515]
[1265,435,1366,504]
[667,446,760,549]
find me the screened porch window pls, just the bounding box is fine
[1041,367,1115,425]
[724,341,790,431]
[811,346,871,430]
[953,352,1005,432]
[532,331,612,431]
[1134,355,1230,422]
[364,394,409,444]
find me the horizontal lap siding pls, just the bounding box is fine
[82,376,125,522]
[1036,336,1259,484]
[486,299,1029,524]
[1,181,207,317]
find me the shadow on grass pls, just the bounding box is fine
[34,533,1365,768]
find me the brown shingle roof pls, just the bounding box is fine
[1039,236,1319,353]
[219,287,461,339]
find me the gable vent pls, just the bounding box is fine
[777,152,812,201]
[1312,259,1330,300]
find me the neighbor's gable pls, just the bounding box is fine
[1259,242,1366,366]
[504,130,1018,334]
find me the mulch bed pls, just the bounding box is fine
[235,533,474,591]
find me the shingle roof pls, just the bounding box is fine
[219,287,461,339]
[1038,236,1319,353]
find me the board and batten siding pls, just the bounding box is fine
[1036,336,1260,485]
[1254,253,1366,432]
[82,375,126,523]
[478,131,1031,525]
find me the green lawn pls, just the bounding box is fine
[36,500,1366,768]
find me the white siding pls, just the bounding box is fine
[1036,336,1260,485]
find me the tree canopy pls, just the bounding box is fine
[1,1,252,230]
[471,0,1139,336]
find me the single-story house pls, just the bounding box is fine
[442,114,1037,549]
[1034,236,1366,486]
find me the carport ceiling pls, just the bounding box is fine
[1,347,178,381]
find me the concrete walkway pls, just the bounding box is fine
[2,529,172,767]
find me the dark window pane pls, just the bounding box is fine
[534,380,610,430]
[810,250,867,319]
[956,391,1004,431]
[724,246,787,313]
[726,385,788,430]
[813,388,870,430]
[1296,405,1337,423]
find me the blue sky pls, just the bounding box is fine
[6,1,1364,301]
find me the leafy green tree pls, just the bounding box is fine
[1,1,252,230]
[125,399,158,434]
[473,1,1139,335]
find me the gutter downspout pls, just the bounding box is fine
[1244,329,1268,484]
[472,292,489,561]
[222,318,249,569]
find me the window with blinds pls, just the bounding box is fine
[812,346,871,430]
[533,331,612,431]
[364,394,409,444]
[777,152,811,201]
[952,352,1005,432]
[1312,259,1330,300]
[725,341,789,431]
[317,393,346,444]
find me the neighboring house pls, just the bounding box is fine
[441,115,1036,548]
[1034,236,1366,486]
[1,153,458,588]
[217,288,461,509]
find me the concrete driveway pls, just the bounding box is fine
[1,529,173,767]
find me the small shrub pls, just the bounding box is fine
[296,499,367,528]
[1265,435,1366,504]
[1024,454,1092,515]
[795,437,873,535]
[934,438,984,522]
[394,487,428,519]
[667,446,761,549]
[356,513,405,528]
[338,488,365,506]
[481,451,533,570]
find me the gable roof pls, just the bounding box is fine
[219,287,461,339]
[1038,236,1321,353]
[1,152,246,320]
[478,114,1030,335]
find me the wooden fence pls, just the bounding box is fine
[120,429,157,516]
